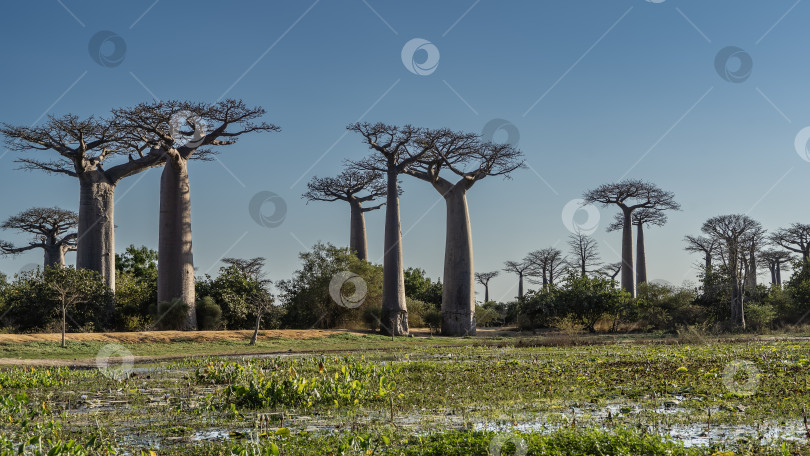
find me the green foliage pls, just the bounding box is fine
[635,282,702,331]
[114,245,158,331]
[277,243,382,329]
[744,302,776,331]
[153,298,190,331]
[196,265,275,329]
[196,296,223,331]
[0,267,113,332]
[403,267,442,307]
[474,302,502,327]
[115,245,157,279]
[519,289,560,329]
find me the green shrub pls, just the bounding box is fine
[424,308,442,331]
[196,296,222,330]
[154,298,190,330]
[745,302,776,331]
[475,304,501,327]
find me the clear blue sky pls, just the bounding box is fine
[1,0,808,301]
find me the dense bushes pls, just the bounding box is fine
[196,296,222,330]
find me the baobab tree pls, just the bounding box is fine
[1,114,166,290]
[475,271,498,303]
[115,100,279,330]
[759,249,792,286]
[597,262,622,282]
[349,123,449,336]
[527,247,567,287]
[303,169,387,261]
[769,223,810,262]
[607,208,668,286]
[684,235,720,271]
[567,232,601,277]
[503,259,534,300]
[0,207,78,268]
[741,225,766,291]
[701,214,763,329]
[583,180,680,297]
[402,133,524,336]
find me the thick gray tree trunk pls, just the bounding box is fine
[43,244,65,268]
[518,274,524,299]
[76,177,116,291]
[380,169,408,336]
[620,208,635,297]
[484,285,489,303]
[349,200,369,261]
[776,261,782,286]
[636,223,647,286]
[157,153,197,330]
[439,185,475,336]
[768,265,777,285]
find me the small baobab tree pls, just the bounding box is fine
[759,249,792,286]
[526,247,566,288]
[769,223,810,262]
[684,235,720,271]
[583,180,680,297]
[475,271,498,303]
[115,100,279,330]
[402,132,524,336]
[0,207,78,268]
[701,214,763,329]
[349,123,449,336]
[1,113,167,290]
[567,232,601,277]
[597,262,622,282]
[607,208,668,286]
[303,169,387,261]
[503,259,534,300]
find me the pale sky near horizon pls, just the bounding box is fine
[1,1,809,301]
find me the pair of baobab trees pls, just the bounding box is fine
[2,102,524,336]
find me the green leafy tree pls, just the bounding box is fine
[115,245,158,330]
[403,267,442,308]
[277,242,382,329]
[554,274,631,332]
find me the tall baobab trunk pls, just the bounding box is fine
[776,260,783,286]
[768,263,777,285]
[158,152,197,330]
[746,248,757,290]
[76,177,116,291]
[43,244,66,268]
[636,223,647,286]
[620,208,635,297]
[542,267,548,288]
[518,273,524,299]
[380,169,408,336]
[349,200,369,261]
[704,253,712,271]
[484,284,489,303]
[440,185,475,336]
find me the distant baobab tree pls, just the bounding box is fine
[115,100,279,330]
[526,247,566,288]
[759,249,792,286]
[0,207,77,268]
[349,122,448,336]
[503,259,534,300]
[597,262,622,282]
[1,113,167,290]
[608,208,667,286]
[769,223,810,262]
[684,235,720,271]
[584,180,679,297]
[567,232,601,277]
[403,132,524,336]
[701,214,763,329]
[475,271,498,303]
[303,169,387,261]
